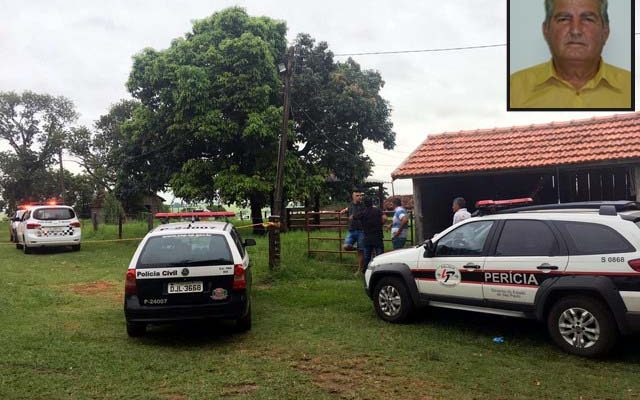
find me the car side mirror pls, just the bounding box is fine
[243,238,256,247]
[423,239,435,258]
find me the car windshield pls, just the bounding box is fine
[33,207,75,220]
[137,234,233,267]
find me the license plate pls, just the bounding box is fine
[167,281,203,294]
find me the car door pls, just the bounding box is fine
[16,210,30,244]
[417,220,496,303]
[483,219,569,307]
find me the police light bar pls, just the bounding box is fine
[155,211,236,219]
[475,198,533,209]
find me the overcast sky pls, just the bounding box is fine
[1,0,638,196]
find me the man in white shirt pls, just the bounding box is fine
[452,197,471,225]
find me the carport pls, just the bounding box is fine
[392,113,640,242]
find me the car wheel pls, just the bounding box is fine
[372,276,414,323]
[126,322,147,337]
[22,237,32,254]
[547,295,618,358]
[72,244,81,252]
[235,304,252,332]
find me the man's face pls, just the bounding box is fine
[452,202,459,213]
[352,192,363,204]
[543,0,609,65]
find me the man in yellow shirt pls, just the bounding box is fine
[510,0,631,109]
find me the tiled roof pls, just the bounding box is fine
[392,112,640,179]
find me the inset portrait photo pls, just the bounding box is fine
[508,0,635,111]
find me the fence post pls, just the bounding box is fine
[91,211,98,232]
[118,214,123,239]
[338,212,343,263]
[147,213,154,232]
[268,215,281,270]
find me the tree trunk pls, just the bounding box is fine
[250,195,266,235]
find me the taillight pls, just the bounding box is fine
[26,223,41,230]
[125,269,137,295]
[628,259,640,272]
[233,264,246,290]
[70,222,81,228]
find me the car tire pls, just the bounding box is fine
[235,304,252,332]
[72,244,81,252]
[22,237,32,254]
[126,322,147,337]
[372,276,414,323]
[547,295,618,358]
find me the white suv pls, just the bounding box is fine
[365,201,640,357]
[15,205,82,253]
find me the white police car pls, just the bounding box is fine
[124,218,255,337]
[365,200,640,357]
[15,205,82,253]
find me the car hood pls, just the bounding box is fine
[370,247,419,265]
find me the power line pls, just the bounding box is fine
[336,35,640,57]
[334,43,506,57]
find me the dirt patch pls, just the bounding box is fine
[294,354,436,399]
[66,280,122,303]
[69,280,116,295]
[221,383,259,397]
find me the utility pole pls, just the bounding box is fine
[59,146,65,203]
[269,46,294,270]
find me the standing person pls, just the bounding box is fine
[390,197,409,250]
[340,190,365,272]
[356,197,387,272]
[452,197,471,225]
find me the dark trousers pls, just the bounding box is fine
[363,243,384,271]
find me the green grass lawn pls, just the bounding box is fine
[1,221,639,399]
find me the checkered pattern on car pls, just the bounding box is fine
[40,227,75,237]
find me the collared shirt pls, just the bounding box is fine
[510,59,631,109]
[453,208,471,225]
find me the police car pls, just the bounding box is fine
[15,204,82,253]
[365,199,640,357]
[124,214,255,337]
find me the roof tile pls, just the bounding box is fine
[392,112,640,178]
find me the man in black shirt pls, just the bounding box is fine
[341,191,365,272]
[355,197,387,271]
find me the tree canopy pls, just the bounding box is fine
[0,91,78,210]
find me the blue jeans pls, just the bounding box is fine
[344,230,364,250]
[363,244,384,271]
[392,236,407,249]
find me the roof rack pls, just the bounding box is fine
[496,201,640,216]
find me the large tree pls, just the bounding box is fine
[290,34,395,201]
[123,7,395,227]
[0,91,77,211]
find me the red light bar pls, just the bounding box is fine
[475,198,533,209]
[154,211,236,219]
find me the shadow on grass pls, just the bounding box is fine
[412,307,640,361]
[132,319,249,348]
[21,246,77,255]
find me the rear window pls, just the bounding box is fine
[33,207,75,220]
[555,221,635,255]
[137,234,233,267]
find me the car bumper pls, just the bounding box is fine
[124,292,249,323]
[24,233,81,247]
